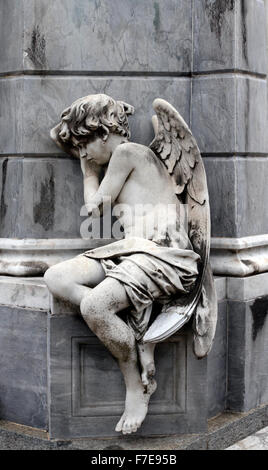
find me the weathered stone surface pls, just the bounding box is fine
[211,235,268,277]
[192,76,236,153]
[193,0,236,72]
[0,157,84,238]
[0,276,49,311]
[227,272,268,301]
[48,313,207,439]
[227,290,268,412]
[207,301,227,419]
[0,0,24,73]
[0,78,23,154]
[193,0,267,75]
[204,157,268,237]
[192,75,267,154]
[1,0,191,74]
[236,78,267,153]
[0,306,48,429]
[0,76,190,154]
[235,0,267,74]
[204,157,237,237]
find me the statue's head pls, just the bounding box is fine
[53,94,134,164]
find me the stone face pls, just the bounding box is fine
[0,0,24,73]
[193,0,267,74]
[227,289,268,412]
[0,76,191,155]
[0,157,84,238]
[0,306,48,429]
[193,0,236,72]
[207,301,228,419]
[204,157,237,237]
[48,313,207,439]
[6,0,191,73]
[235,0,267,74]
[227,272,268,301]
[204,157,268,238]
[192,75,267,154]
[192,76,236,153]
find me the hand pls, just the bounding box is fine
[85,202,101,217]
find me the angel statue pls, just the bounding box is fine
[44,94,217,435]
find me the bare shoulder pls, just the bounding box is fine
[113,142,153,160]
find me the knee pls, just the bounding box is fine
[44,265,70,298]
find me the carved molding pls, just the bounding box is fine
[1,234,267,278]
[210,234,268,277]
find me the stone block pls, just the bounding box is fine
[0,76,191,155]
[0,157,84,238]
[0,306,48,429]
[0,0,24,73]
[235,0,267,74]
[204,157,268,238]
[193,0,236,72]
[192,75,267,154]
[227,272,268,301]
[227,275,268,411]
[48,313,207,439]
[207,300,228,419]
[204,157,237,237]
[1,0,191,74]
[193,0,267,75]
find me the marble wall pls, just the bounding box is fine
[0,0,267,240]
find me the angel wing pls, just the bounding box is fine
[143,99,217,358]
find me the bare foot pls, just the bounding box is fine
[115,380,157,434]
[137,342,156,387]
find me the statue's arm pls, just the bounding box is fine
[87,145,134,213]
[50,124,80,159]
[80,158,102,206]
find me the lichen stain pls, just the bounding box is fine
[250,296,268,341]
[240,0,248,64]
[0,159,8,224]
[33,166,55,232]
[205,0,235,43]
[26,25,46,68]
[153,2,160,35]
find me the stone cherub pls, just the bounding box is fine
[45,94,217,435]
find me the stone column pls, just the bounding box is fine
[192,0,268,413]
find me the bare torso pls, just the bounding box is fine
[107,143,190,248]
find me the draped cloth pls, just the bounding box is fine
[82,237,200,341]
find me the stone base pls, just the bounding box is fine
[0,404,267,450]
[0,274,267,439]
[0,276,212,439]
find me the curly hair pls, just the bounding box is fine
[57,94,134,147]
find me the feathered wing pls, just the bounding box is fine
[143,99,217,358]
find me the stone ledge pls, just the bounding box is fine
[1,235,268,278]
[211,235,268,276]
[0,275,227,313]
[0,404,267,450]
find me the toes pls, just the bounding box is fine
[122,422,138,435]
[141,371,149,387]
[147,362,156,377]
[122,418,143,434]
[115,415,125,432]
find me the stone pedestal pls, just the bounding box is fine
[0,275,216,439]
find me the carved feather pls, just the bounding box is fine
[144,99,217,358]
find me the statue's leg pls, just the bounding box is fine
[80,277,155,435]
[137,342,156,387]
[44,256,105,305]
